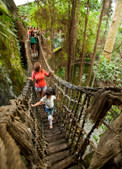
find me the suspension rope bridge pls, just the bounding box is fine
[0,34,122,169]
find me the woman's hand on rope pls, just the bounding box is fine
[49,70,54,76]
[28,77,33,81]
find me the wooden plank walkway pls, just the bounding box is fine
[42,114,83,169]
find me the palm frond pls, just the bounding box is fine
[0,30,9,38]
[0,22,16,37]
[1,0,17,13]
[0,0,8,14]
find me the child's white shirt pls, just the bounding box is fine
[40,95,56,108]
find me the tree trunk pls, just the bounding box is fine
[91,0,112,87]
[67,0,80,82]
[79,0,90,85]
[103,0,122,60]
[48,0,55,54]
[99,0,112,48]
[86,0,106,86]
[103,0,112,35]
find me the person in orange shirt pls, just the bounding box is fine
[28,62,54,98]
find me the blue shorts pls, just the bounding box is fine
[45,107,54,116]
[35,86,47,92]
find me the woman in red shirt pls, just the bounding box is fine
[29,62,53,98]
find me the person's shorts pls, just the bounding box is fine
[31,42,37,45]
[45,106,54,116]
[35,86,47,92]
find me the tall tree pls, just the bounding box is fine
[98,0,112,49]
[48,0,56,53]
[91,0,112,87]
[103,0,122,60]
[86,0,106,86]
[67,0,80,81]
[79,0,90,85]
[103,0,112,36]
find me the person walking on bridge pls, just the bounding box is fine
[28,62,54,98]
[31,88,60,129]
[30,31,37,54]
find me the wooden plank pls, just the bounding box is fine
[50,155,74,169]
[48,138,66,147]
[68,165,83,169]
[47,143,68,154]
[46,150,70,164]
[45,134,65,143]
[44,126,60,134]
[45,131,61,137]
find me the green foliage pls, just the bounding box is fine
[56,67,65,79]
[77,10,99,59]
[95,104,121,144]
[0,21,16,37]
[18,2,38,27]
[105,105,121,124]
[17,0,121,88]
[0,0,9,14]
[89,0,102,11]
[93,135,98,143]
[101,124,106,131]
[17,0,102,59]
[93,56,122,86]
[0,1,26,97]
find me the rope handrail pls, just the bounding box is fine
[0,34,121,169]
[0,39,45,169]
[38,35,122,165]
[39,37,122,93]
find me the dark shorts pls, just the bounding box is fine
[45,107,54,116]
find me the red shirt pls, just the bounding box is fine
[32,69,49,88]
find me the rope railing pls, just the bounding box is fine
[38,36,122,164]
[0,40,45,169]
[0,34,121,169]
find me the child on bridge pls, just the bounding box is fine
[31,88,60,129]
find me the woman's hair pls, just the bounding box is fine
[45,87,55,96]
[31,31,34,36]
[34,62,41,72]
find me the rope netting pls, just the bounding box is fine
[0,35,122,169]
[0,40,45,169]
[38,36,122,165]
